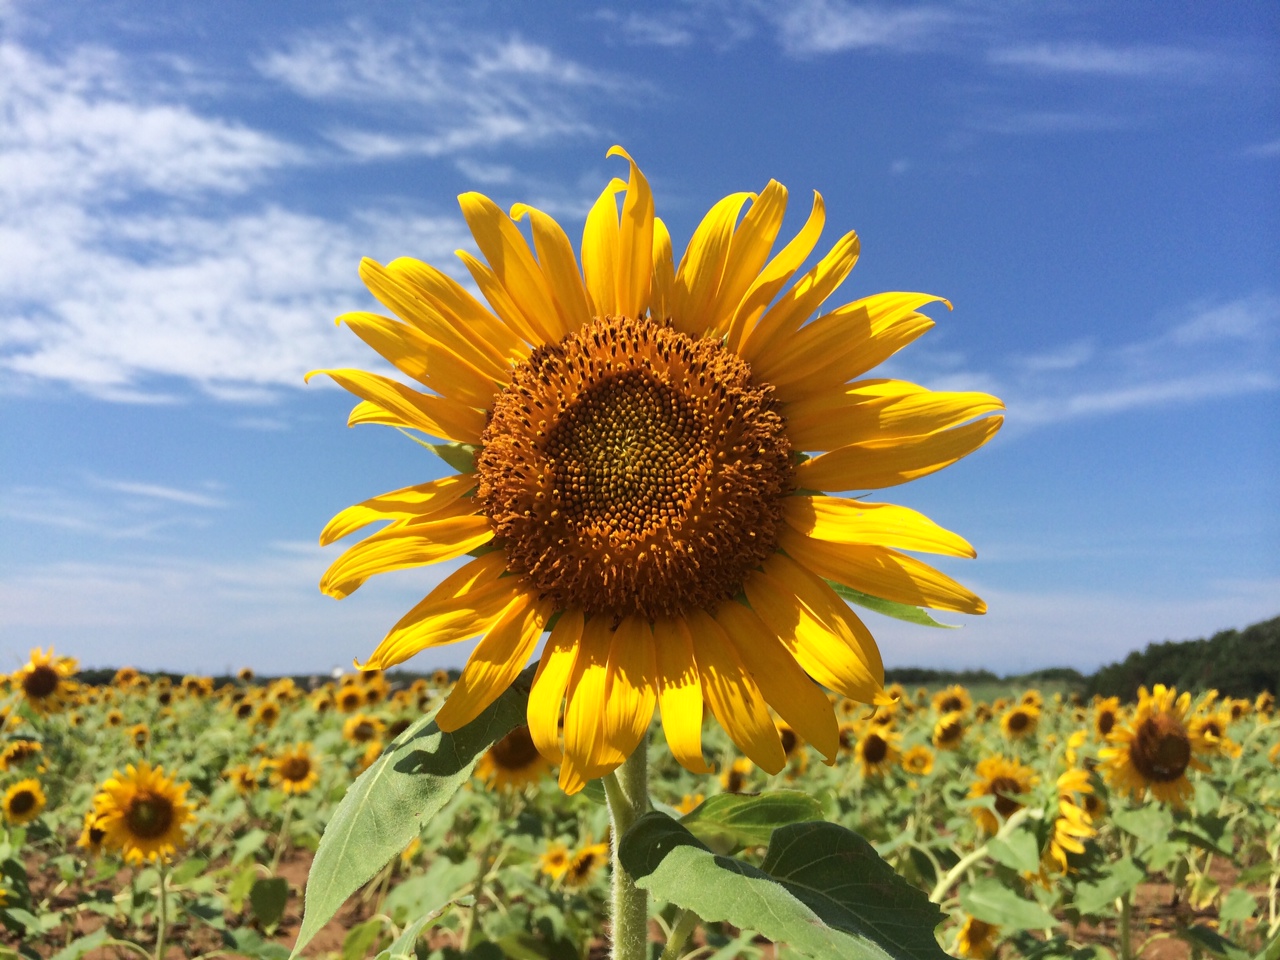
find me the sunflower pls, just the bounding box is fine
[431,669,452,688]
[1099,684,1209,808]
[0,739,43,772]
[1046,768,1095,874]
[720,757,754,794]
[234,699,257,721]
[270,744,320,794]
[335,686,365,714]
[1188,710,1241,759]
[3,778,46,825]
[1093,697,1122,739]
[343,713,385,745]
[999,704,1040,741]
[856,728,900,777]
[1255,690,1274,715]
[476,725,552,790]
[237,667,255,682]
[128,723,150,750]
[93,762,192,863]
[933,711,966,750]
[113,666,140,687]
[224,763,260,794]
[77,810,107,855]
[901,744,935,776]
[674,793,704,815]
[932,685,972,717]
[14,647,77,714]
[955,916,999,959]
[969,756,1037,834]
[563,841,611,888]
[255,700,281,727]
[539,842,571,881]
[313,148,1001,793]
[1020,689,1043,709]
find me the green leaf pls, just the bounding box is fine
[233,827,271,865]
[620,812,950,960]
[250,877,290,928]
[984,829,1041,874]
[960,878,1057,932]
[292,670,530,958]
[229,929,292,960]
[1168,828,1236,862]
[377,898,473,960]
[680,791,825,855]
[825,582,958,629]
[1072,857,1144,916]
[1176,924,1249,960]
[343,918,386,960]
[397,430,479,473]
[49,929,109,960]
[1110,805,1171,844]
[1217,888,1256,924]
[170,856,209,886]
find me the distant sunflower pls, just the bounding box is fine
[3,778,45,825]
[0,739,43,772]
[93,762,192,863]
[343,713,385,745]
[113,666,140,687]
[933,711,966,751]
[539,842,571,881]
[1046,768,1095,874]
[314,147,1002,793]
[856,728,900,778]
[563,841,610,888]
[336,686,365,714]
[720,757,754,794]
[128,723,150,750]
[901,744,935,776]
[15,647,77,714]
[1255,690,1274,715]
[674,793,704,815]
[431,669,452,688]
[955,916,999,959]
[1093,697,1122,739]
[1000,704,1039,741]
[1100,684,1208,808]
[969,756,1037,834]
[270,744,320,795]
[78,810,107,855]
[225,763,260,794]
[105,709,124,727]
[1189,710,1240,759]
[476,725,552,790]
[255,700,281,727]
[237,667,255,682]
[932,685,972,717]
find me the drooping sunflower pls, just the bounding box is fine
[0,739,43,772]
[3,778,46,825]
[1045,768,1096,874]
[955,916,999,959]
[77,809,108,856]
[1100,684,1208,807]
[313,148,1002,793]
[128,723,150,750]
[476,724,552,790]
[92,762,192,863]
[14,647,77,714]
[999,704,1040,741]
[269,744,320,795]
[1188,710,1241,759]
[969,755,1038,834]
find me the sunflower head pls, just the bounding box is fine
[933,711,966,750]
[270,744,320,795]
[93,762,192,864]
[113,666,140,687]
[317,147,1001,793]
[673,792,705,816]
[563,841,610,888]
[237,667,255,682]
[343,713,385,745]
[901,744,935,776]
[0,739,43,772]
[955,916,999,959]
[78,809,108,855]
[16,647,77,714]
[225,763,260,794]
[932,685,972,717]
[1099,684,1208,808]
[856,728,901,778]
[969,756,1038,834]
[720,757,754,794]
[539,842,572,881]
[1000,704,1040,741]
[1093,697,1122,739]
[476,725,551,791]
[3,779,46,825]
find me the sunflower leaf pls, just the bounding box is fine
[825,582,959,629]
[679,791,824,854]
[960,878,1058,931]
[291,669,531,958]
[619,812,950,960]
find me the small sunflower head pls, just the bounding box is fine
[270,744,319,794]
[16,648,77,713]
[933,711,966,750]
[476,725,551,790]
[3,779,46,825]
[93,762,193,864]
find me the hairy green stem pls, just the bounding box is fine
[268,798,295,875]
[604,738,650,960]
[154,863,169,960]
[659,907,701,960]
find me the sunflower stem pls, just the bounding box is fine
[659,907,700,960]
[269,797,295,875]
[154,862,169,960]
[604,737,650,960]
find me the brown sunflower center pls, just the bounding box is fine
[8,790,35,816]
[937,720,963,744]
[861,733,888,764]
[280,756,312,782]
[939,695,963,714]
[989,776,1025,818]
[1097,710,1116,735]
[779,728,799,757]
[490,725,541,770]
[1131,714,1192,782]
[352,721,377,742]
[22,664,59,699]
[1007,710,1030,732]
[478,314,792,621]
[126,793,174,839]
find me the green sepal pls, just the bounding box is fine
[826,581,959,628]
[395,428,480,473]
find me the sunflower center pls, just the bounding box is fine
[779,728,799,757]
[938,720,962,744]
[1131,714,1192,782]
[127,793,174,839]
[22,664,59,699]
[478,314,793,621]
[989,776,1024,818]
[862,734,889,764]
[9,790,35,815]
[352,721,376,742]
[281,756,311,782]
[1007,711,1029,732]
[490,726,541,770]
[1097,711,1116,735]
[939,695,963,713]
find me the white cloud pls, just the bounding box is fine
[89,478,227,509]
[256,27,612,160]
[988,42,1222,79]
[770,0,953,56]
[0,478,222,540]
[1244,138,1280,158]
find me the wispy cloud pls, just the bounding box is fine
[1,475,225,540]
[1244,138,1280,158]
[769,0,954,56]
[89,478,227,509]
[988,42,1224,79]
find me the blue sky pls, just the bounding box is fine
[1,0,1276,677]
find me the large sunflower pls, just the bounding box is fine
[93,762,192,863]
[314,148,1002,793]
[1099,684,1208,807]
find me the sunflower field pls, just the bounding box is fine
[3,646,1278,960]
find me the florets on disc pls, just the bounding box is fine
[477,314,793,621]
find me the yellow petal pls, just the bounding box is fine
[653,616,710,774]
[740,228,859,363]
[713,601,840,763]
[360,552,515,669]
[338,312,501,409]
[459,192,562,345]
[603,615,658,760]
[320,474,476,545]
[581,177,627,320]
[686,607,785,773]
[707,180,787,336]
[607,146,655,322]
[724,190,826,353]
[670,192,753,337]
[651,216,675,323]
[319,512,492,599]
[436,593,552,732]
[779,527,987,615]
[560,615,620,793]
[743,555,885,704]
[382,257,527,364]
[795,415,1003,491]
[457,249,544,346]
[306,368,485,444]
[784,496,976,558]
[527,609,583,762]
[511,203,592,337]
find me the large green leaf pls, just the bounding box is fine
[291,671,531,957]
[959,879,1057,932]
[679,791,824,854]
[826,583,958,629]
[984,829,1041,875]
[1071,857,1144,916]
[620,812,949,960]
